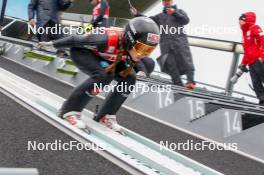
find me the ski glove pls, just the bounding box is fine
[238,64,249,72]
[84,23,94,32]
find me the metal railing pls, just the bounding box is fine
[187,35,244,95]
[0,15,248,98]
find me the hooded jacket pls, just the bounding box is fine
[240,12,264,65]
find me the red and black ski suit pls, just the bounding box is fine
[53,28,154,121]
[91,0,110,27]
[240,12,264,103]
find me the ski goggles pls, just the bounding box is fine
[132,41,156,57]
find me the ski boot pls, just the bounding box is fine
[62,111,86,129]
[99,115,125,135]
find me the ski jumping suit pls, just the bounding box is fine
[240,12,264,103]
[54,29,153,121]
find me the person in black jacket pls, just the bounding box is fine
[131,0,196,89]
[28,0,73,42]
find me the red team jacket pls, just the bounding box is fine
[92,0,110,21]
[241,12,264,65]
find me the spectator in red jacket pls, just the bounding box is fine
[90,0,110,28]
[239,12,264,105]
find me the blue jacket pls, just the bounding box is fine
[28,0,72,28]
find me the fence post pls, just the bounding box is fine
[225,50,240,95]
[0,0,7,32]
